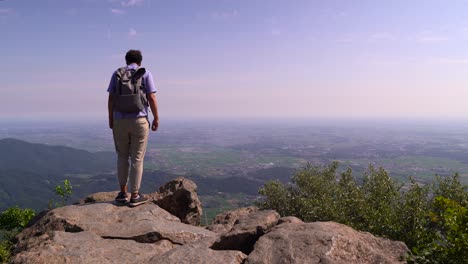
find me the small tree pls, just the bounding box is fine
[50,179,73,208]
[360,165,401,239]
[434,173,467,205]
[397,178,432,249]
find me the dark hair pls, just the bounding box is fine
[125,50,143,65]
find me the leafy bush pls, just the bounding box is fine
[411,196,468,264]
[258,162,468,263]
[0,180,72,263]
[0,206,35,263]
[0,207,35,231]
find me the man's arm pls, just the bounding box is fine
[107,71,117,129]
[147,92,159,131]
[108,94,113,129]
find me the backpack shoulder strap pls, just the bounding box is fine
[132,68,146,81]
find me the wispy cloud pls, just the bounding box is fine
[162,80,212,86]
[128,28,137,38]
[368,32,395,42]
[336,33,356,43]
[333,11,347,19]
[211,10,238,20]
[121,0,144,7]
[0,8,14,23]
[415,31,449,43]
[0,8,13,15]
[270,28,282,36]
[432,58,468,65]
[110,8,125,15]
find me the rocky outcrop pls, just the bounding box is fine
[153,177,203,226]
[11,231,174,264]
[12,177,409,264]
[206,206,258,233]
[15,203,211,251]
[11,202,216,264]
[245,221,409,264]
[75,178,203,226]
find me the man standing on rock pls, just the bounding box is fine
[107,49,159,207]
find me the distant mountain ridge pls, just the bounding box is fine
[0,138,115,211]
[0,138,295,212]
[0,138,114,174]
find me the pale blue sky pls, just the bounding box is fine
[1,0,468,120]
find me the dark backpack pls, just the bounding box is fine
[112,67,148,113]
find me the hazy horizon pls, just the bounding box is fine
[0,116,468,131]
[1,0,468,120]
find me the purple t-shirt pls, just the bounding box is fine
[107,63,157,119]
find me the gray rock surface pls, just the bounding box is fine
[11,231,175,264]
[245,221,409,264]
[277,216,303,225]
[20,203,213,246]
[211,210,280,254]
[153,177,203,226]
[13,202,215,263]
[76,191,119,204]
[207,206,258,233]
[150,244,247,264]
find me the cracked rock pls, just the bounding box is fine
[206,206,259,234]
[245,222,409,264]
[211,210,280,254]
[13,202,216,263]
[11,231,175,264]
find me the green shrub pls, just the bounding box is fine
[258,162,468,263]
[0,207,35,231]
[0,206,36,264]
[360,166,401,238]
[0,240,11,264]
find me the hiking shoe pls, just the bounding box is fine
[115,192,129,203]
[129,194,149,207]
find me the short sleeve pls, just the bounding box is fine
[107,71,117,93]
[144,71,157,94]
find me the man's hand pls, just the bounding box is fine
[151,119,159,131]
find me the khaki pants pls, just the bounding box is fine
[112,117,149,194]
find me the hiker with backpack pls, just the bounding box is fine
[107,49,159,207]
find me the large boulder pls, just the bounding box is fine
[211,210,280,254]
[206,206,259,233]
[245,221,409,264]
[11,231,174,264]
[12,202,216,263]
[153,177,203,226]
